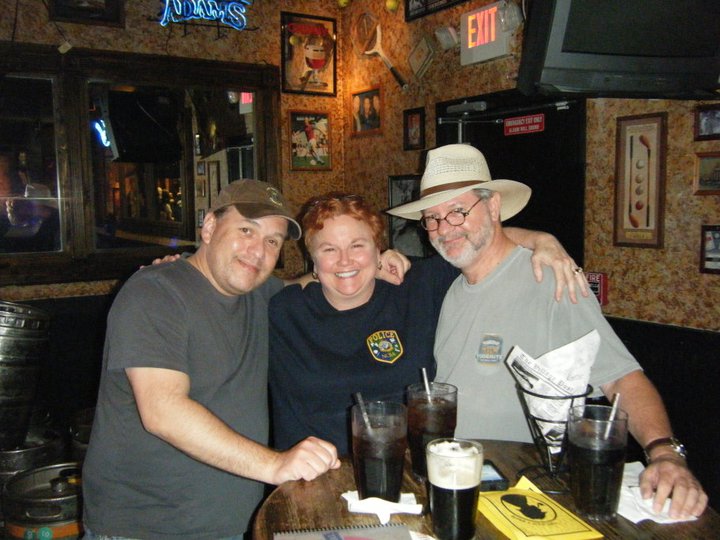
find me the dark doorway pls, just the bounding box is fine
[436,91,586,266]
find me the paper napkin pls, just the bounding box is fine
[617,461,698,524]
[341,491,423,525]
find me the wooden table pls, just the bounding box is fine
[253,440,720,540]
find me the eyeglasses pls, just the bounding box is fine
[420,198,484,231]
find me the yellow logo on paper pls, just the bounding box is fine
[500,493,557,522]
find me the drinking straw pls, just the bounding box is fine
[604,393,620,440]
[353,392,373,432]
[421,367,433,404]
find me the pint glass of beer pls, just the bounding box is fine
[426,438,483,540]
[351,401,408,502]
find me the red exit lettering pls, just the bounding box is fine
[467,6,497,48]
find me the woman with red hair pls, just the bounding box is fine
[268,192,577,455]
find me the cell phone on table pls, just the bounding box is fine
[480,459,509,491]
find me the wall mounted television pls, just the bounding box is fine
[517,0,720,99]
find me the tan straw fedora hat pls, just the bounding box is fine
[387,144,531,221]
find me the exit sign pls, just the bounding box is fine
[461,2,512,66]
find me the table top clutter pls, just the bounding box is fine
[253,440,720,540]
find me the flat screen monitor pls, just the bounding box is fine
[517,0,720,99]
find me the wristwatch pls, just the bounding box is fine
[643,437,687,463]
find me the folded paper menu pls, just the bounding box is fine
[477,477,603,539]
[273,523,413,540]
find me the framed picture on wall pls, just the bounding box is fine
[387,175,431,258]
[197,209,205,228]
[403,107,425,151]
[195,179,206,198]
[350,87,381,137]
[208,161,220,209]
[48,0,125,27]
[281,12,337,96]
[289,111,331,171]
[700,225,720,274]
[694,152,720,195]
[196,161,206,176]
[405,0,468,22]
[694,104,720,141]
[613,113,667,248]
[408,35,435,79]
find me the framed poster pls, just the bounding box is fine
[700,225,720,274]
[387,174,431,258]
[207,161,220,210]
[694,152,720,195]
[405,0,469,22]
[281,12,337,96]
[289,111,331,171]
[350,87,382,137]
[408,35,435,79]
[195,179,206,198]
[403,107,425,151]
[694,104,720,141]
[613,113,667,248]
[48,0,125,27]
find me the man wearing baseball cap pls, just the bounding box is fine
[2,183,60,252]
[83,180,339,540]
[389,144,707,518]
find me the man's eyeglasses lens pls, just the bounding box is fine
[420,198,483,231]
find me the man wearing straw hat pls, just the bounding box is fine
[387,144,707,518]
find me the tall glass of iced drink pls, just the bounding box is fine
[407,382,457,479]
[351,401,408,502]
[568,404,628,521]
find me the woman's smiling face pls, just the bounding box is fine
[308,214,380,311]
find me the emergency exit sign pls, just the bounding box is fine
[461,1,512,66]
[504,114,545,136]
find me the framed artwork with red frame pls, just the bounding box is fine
[613,113,667,248]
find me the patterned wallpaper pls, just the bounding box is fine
[1,0,718,330]
[585,99,720,330]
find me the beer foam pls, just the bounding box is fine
[427,441,483,490]
[428,440,480,457]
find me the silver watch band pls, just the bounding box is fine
[643,436,687,462]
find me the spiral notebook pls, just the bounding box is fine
[273,523,413,540]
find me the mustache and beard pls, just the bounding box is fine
[430,211,493,270]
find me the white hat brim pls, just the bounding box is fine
[387,179,531,221]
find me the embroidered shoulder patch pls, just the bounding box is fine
[366,330,404,364]
[476,334,503,364]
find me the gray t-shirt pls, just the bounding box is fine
[83,259,283,539]
[435,247,640,443]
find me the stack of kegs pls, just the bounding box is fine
[0,301,77,536]
[0,300,51,450]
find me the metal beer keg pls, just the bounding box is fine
[0,427,66,523]
[0,301,51,450]
[2,463,82,540]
